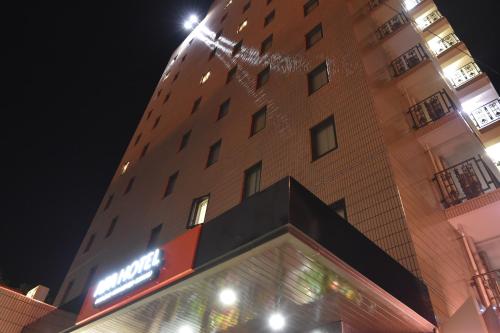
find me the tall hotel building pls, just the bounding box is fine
[45,0,500,332]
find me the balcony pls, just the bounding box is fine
[390,44,429,77]
[430,33,461,56]
[434,156,500,207]
[408,90,456,129]
[375,13,409,40]
[469,99,500,130]
[403,0,425,11]
[449,62,483,88]
[368,0,384,11]
[417,10,443,30]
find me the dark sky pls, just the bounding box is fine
[1,0,499,301]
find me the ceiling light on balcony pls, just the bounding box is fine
[218,288,237,306]
[183,14,200,30]
[268,312,286,331]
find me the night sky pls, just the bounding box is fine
[1,0,499,301]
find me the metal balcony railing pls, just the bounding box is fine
[390,44,428,77]
[451,62,483,88]
[469,99,500,130]
[473,270,500,309]
[432,33,460,55]
[418,10,443,30]
[434,156,500,207]
[403,0,425,11]
[375,13,409,40]
[408,90,456,129]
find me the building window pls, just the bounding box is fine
[164,171,179,198]
[134,133,142,146]
[152,116,161,129]
[243,1,251,12]
[264,10,275,26]
[187,195,209,228]
[105,216,119,238]
[220,13,228,23]
[237,20,248,33]
[311,116,338,160]
[124,177,135,195]
[330,198,347,221]
[267,0,272,4]
[306,23,323,49]
[146,109,153,120]
[61,280,74,304]
[189,38,194,45]
[192,97,202,114]
[206,140,222,167]
[209,47,218,60]
[200,71,211,84]
[103,194,114,211]
[304,0,319,16]
[179,130,191,151]
[140,143,150,158]
[232,40,243,57]
[260,34,273,55]
[251,106,267,136]
[163,93,171,104]
[83,234,95,253]
[257,66,271,89]
[308,62,329,94]
[181,54,187,63]
[225,0,233,9]
[218,99,231,120]
[215,29,223,41]
[147,224,163,249]
[243,162,262,199]
[173,72,179,82]
[227,66,237,83]
[157,89,162,97]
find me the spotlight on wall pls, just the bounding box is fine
[183,14,200,30]
[268,312,286,331]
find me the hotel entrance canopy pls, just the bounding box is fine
[65,178,436,333]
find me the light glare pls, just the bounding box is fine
[268,313,286,331]
[218,288,237,306]
[178,326,194,333]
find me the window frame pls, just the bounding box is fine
[260,34,273,55]
[218,98,231,120]
[192,97,202,114]
[179,130,192,152]
[164,171,179,198]
[187,194,210,228]
[124,176,135,195]
[307,61,329,95]
[306,23,323,49]
[105,216,119,238]
[304,0,319,16]
[256,65,271,89]
[310,115,338,161]
[140,143,150,158]
[242,161,262,200]
[206,139,222,167]
[250,106,267,136]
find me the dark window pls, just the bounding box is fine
[251,106,267,135]
[173,72,179,81]
[134,133,142,146]
[311,116,338,160]
[187,195,210,228]
[257,66,271,89]
[140,143,150,158]
[267,0,272,4]
[209,47,218,60]
[147,224,163,249]
[308,62,329,94]
[227,66,237,83]
[146,109,153,120]
[157,89,162,97]
[304,0,319,16]
[260,34,273,55]
[264,10,275,26]
[124,177,135,194]
[104,194,114,211]
[306,23,323,49]
[181,54,187,63]
[179,131,191,151]
[163,93,171,104]
[152,116,161,129]
[243,162,262,199]
[243,1,251,12]
[189,39,194,45]
[218,99,231,120]
[232,40,243,57]
[206,140,222,167]
[192,97,202,114]
[164,171,179,198]
[83,234,95,253]
[215,29,223,40]
[220,13,228,23]
[61,280,74,304]
[330,198,347,221]
[105,216,119,238]
[173,54,178,61]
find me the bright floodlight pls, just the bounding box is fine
[268,313,286,331]
[178,325,194,333]
[218,288,237,306]
[183,14,199,30]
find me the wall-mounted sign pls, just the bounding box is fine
[93,248,164,307]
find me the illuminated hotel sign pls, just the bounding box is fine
[92,248,164,307]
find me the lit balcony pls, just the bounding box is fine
[428,33,461,56]
[408,90,456,129]
[390,44,428,77]
[468,98,500,130]
[375,13,409,40]
[449,62,483,88]
[416,10,443,30]
[434,156,500,208]
[403,0,425,11]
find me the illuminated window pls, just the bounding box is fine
[140,143,150,158]
[227,66,237,83]
[308,62,329,94]
[121,162,130,175]
[207,140,222,167]
[251,106,267,136]
[237,20,248,33]
[218,99,231,120]
[264,10,275,26]
[192,97,202,114]
[103,194,114,211]
[164,171,179,197]
[124,177,135,194]
[225,0,233,9]
[304,0,319,16]
[179,130,191,151]
[105,216,119,238]
[232,40,243,56]
[147,224,163,249]
[243,1,251,12]
[152,116,161,129]
[311,116,337,160]
[257,66,271,89]
[306,23,323,49]
[83,234,95,253]
[243,162,262,199]
[134,133,142,146]
[260,34,273,55]
[187,195,209,228]
[200,71,211,84]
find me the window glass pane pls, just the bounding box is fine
[148,224,163,249]
[105,216,119,238]
[261,35,273,54]
[180,131,191,151]
[304,0,319,16]
[233,41,243,56]
[308,62,329,94]
[257,67,270,88]
[264,10,275,26]
[244,162,262,198]
[195,198,209,225]
[306,24,323,49]
[311,117,337,159]
[207,140,222,167]
[219,99,230,119]
[252,107,267,135]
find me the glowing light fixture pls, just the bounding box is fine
[121,161,130,175]
[237,20,248,33]
[218,288,237,306]
[200,71,211,84]
[178,325,194,333]
[404,0,419,10]
[183,14,200,30]
[268,313,286,331]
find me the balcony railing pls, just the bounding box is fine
[375,13,409,40]
[390,44,428,77]
[473,270,500,309]
[417,10,443,30]
[431,33,460,55]
[403,0,425,11]
[469,99,500,130]
[434,156,500,207]
[450,62,482,88]
[408,90,456,129]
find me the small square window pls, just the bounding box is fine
[83,234,95,253]
[181,54,187,63]
[215,29,223,41]
[260,34,273,55]
[105,216,119,238]
[243,1,251,12]
[209,47,218,60]
[157,89,162,97]
[152,116,161,129]
[187,195,209,228]
[257,66,271,89]
[189,39,194,45]
[103,194,114,211]
[179,130,191,151]
[134,133,142,146]
[124,177,135,194]
[243,162,262,199]
[173,54,178,61]
[330,198,347,221]
[200,71,211,84]
[304,0,319,16]
[251,106,267,135]
[264,10,275,26]
[140,143,150,158]
[146,109,153,120]
[218,99,231,120]
[163,93,171,104]
[227,66,237,83]
[232,40,243,57]
[147,224,163,249]
[311,116,338,160]
[206,140,222,167]
[192,97,202,114]
[237,20,248,33]
[164,171,179,198]
[220,13,228,23]
[306,23,323,49]
[308,62,329,94]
